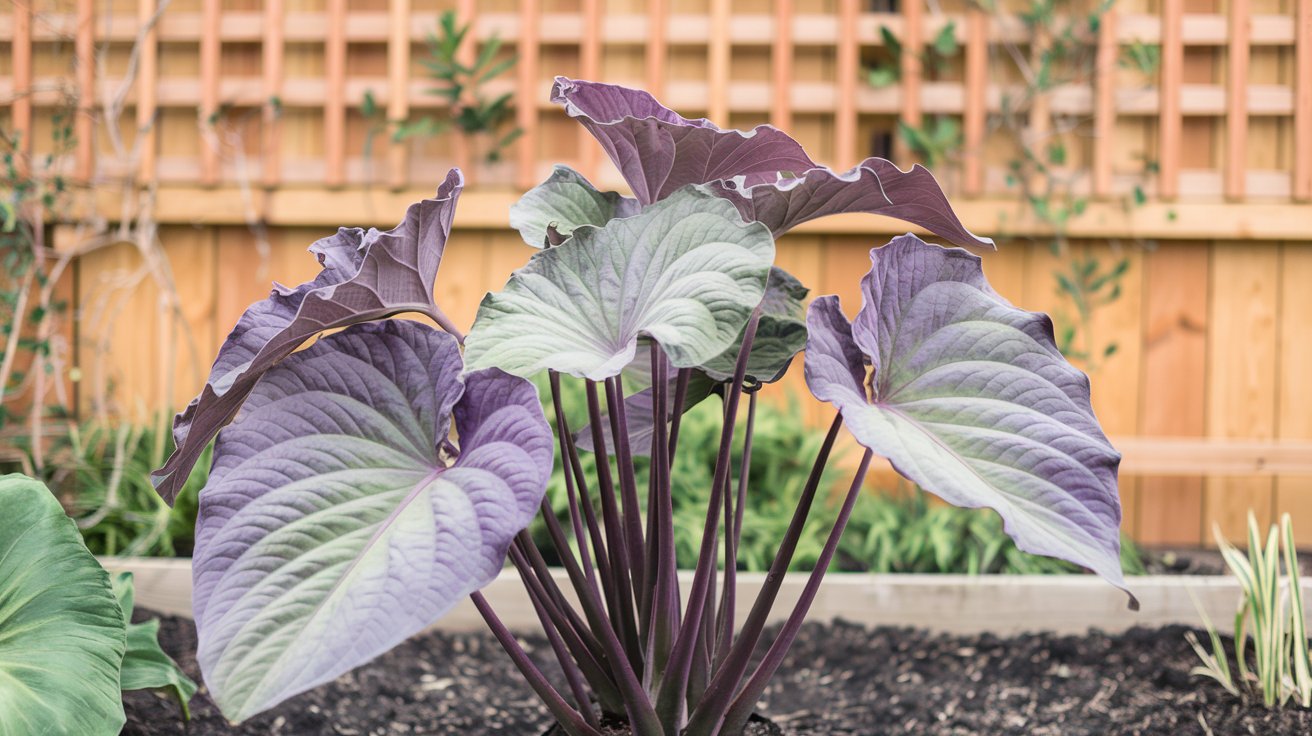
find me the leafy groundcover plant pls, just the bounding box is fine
[152,78,1135,735]
[0,474,195,736]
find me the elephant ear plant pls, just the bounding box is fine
[154,78,1135,735]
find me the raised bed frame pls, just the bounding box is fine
[102,557,1306,637]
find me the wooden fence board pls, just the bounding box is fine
[771,0,793,130]
[1277,245,1312,544]
[1137,242,1210,546]
[9,0,32,170]
[1226,0,1250,199]
[262,0,284,187]
[1086,244,1145,538]
[1205,242,1279,541]
[75,0,95,182]
[1297,0,1312,199]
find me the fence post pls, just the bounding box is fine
[1093,8,1117,199]
[324,0,347,188]
[387,0,411,190]
[1158,0,1183,200]
[963,8,987,196]
[262,0,284,189]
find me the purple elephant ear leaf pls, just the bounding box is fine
[711,157,993,248]
[191,319,552,722]
[804,235,1134,606]
[152,170,465,504]
[551,78,815,206]
[552,77,990,249]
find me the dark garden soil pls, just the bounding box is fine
[124,610,1312,736]
[1139,547,1312,577]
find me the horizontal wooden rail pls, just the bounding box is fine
[67,187,1312,241]
[1115,438,1312,476]
[1,11,1300,47]
[1,77,1295,123]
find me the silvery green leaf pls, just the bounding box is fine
[0,474,126,736]
[192,320,553,721]
[509,165,640,247]
[804,235,1133,605]
[699,266,808,383]
[464,187,775,381]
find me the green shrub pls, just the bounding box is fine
[11,418,206,557]
[24,393,1143,577]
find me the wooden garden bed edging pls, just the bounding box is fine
[99,557,1304,637]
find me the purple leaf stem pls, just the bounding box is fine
[470,592,604,736]
[655,311,761,731]
[718,449,876,736]
[606,375,648,596]
[683,413,844,735]
[507,544,604,728]
[585,381,646,673]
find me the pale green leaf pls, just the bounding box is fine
[0,474,126,736]
[465,187,776,380]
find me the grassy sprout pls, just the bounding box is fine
[1188,512,1312,708]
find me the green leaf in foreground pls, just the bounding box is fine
[112,571,198,719]
[0,474,126,736]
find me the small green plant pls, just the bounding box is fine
[1188,513,1312,708]
[897,117,962,170]
[865,22,959,88]
[1120,40,1161,76]
[362,10,521,164]
[2,416,207,558]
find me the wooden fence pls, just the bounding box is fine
[3,0,1311,548]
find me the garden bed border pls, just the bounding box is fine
[101,556,1307,636]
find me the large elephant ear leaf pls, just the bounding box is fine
[111,572,198,719]
[551,77,990,249]
[192,319,552,722]
[0,474,126,736]
[510,165,640,247]
[153,169,465,504]
[710,157,993,248]
[803,236,1134,605]
[464,186,775,381]
[551,78,815,205]
[700,266,809,383]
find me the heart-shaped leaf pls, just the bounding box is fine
[463,187,775,381]
[0,474,126,736]
[112,572,198,719]
[551,77,990,249]
[153,170,465,503]
[192,319,553,721]
[803,235,1132,602]
[510,165,640,247]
